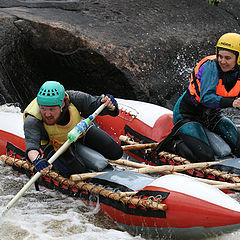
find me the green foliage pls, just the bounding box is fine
[206,0,224,6]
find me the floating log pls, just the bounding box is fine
[1,155,34,171]
[119,191,138,197]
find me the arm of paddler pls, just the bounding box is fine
[199,60,223,108]
[200,60,236,109]
[67,90,119,117]
[24,115,52,174]
[100,94,119,115]
[27,149,52,175]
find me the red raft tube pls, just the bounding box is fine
[97,173,240,239]
[95,98,174,145]
[1,109,240,239]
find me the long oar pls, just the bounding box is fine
[0,103,106,218]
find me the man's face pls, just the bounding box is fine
[218,50,237,72]
[39,105,62,125]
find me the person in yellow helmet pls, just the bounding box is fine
[23,81,123,177]
[157,33,240,162]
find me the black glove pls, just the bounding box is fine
[107,94,118,108]
[33,154,49,172]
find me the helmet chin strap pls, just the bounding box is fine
[61,99,66,112]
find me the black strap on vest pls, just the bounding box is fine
[191,71,201,100]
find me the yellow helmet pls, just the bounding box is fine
[216,33,240,65]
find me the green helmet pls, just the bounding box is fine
[37,81,65,107]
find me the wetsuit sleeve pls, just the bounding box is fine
[23,115,46,159]
[199,61,224,109]
[200,61,235,108]
[67,90,119,117]
[219,97,234,108]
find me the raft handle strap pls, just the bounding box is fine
[6,142,25,158]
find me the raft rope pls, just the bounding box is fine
[0,155,167,211]
[155,151,240,183]
[120,135,240,184]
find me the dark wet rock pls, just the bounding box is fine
[0,0,239,110]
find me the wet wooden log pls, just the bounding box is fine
[0,155,167,211]
[3,155,240,192]
[130,161,221,174]
[119,135,240,182]
[121,143,158,151]
[70,161,220,181]
[109,159,150,168]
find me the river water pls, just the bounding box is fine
[0,164,144,240]
[0,105,240,240]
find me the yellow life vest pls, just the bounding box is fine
[23,98,42,121]
[23,98,82,151]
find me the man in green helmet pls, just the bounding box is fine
[23,81,123,177]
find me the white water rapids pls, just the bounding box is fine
[0,104,240,240]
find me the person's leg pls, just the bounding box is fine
[43,145,87,178]
[213,116,240,157]
[175,121,215,162]
[74,142,109,172]
[82,125,123,160]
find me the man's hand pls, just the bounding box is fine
[101,95,117,111]
[33,155,52,175]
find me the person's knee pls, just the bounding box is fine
[83,126,123,160]
[214,117,239,145]
[75,143,109,171]
[109,145,123,160]
[175,138,215,162]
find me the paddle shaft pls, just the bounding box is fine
[1,140,71,217]
[1,103,106,218]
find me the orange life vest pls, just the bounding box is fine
[189,55,240,102]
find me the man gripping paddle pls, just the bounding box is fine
[23,81,123,177]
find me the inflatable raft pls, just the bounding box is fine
[95,98,240,181]
[1,109,240,239]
